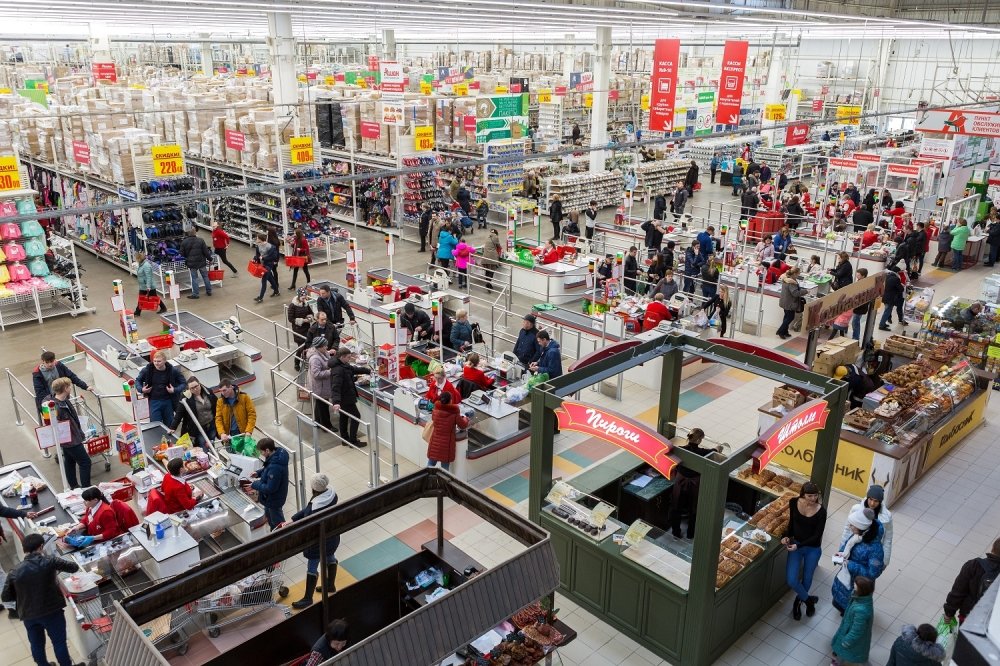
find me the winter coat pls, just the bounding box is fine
[831,594,874,664]
[536,340,563,378]
[778,275,807,312]
[426,402,469,464]
[683,248,704,277]
[831,525,885,611]
[329,357,366,407]
[1,552,79,621]
[307,348,333,399]
[250,447,290,511]
[180,235,212,270]
[840,502,894,566]
[481,234,502,269]
[291,488,339,561]
[453,241,474,269]
[450,319,474,351]
[883,271,904,306]
[287,301,314,341]
[943,552,1000,618]
[886,625,947,666]
[437,229,458,260]
[137,259,156,290]
[513,327,541,366]
[32,361,87,412]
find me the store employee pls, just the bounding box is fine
[401,302,433,341]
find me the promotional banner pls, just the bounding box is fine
[916,109,1000,136]
[785,123,810,146]
[72,140,91,165]
[91,62,117,83]
[224,130,245,151]
[648,38,681,132]
[716,40,748,126]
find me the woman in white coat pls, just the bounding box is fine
[840,484,893,566]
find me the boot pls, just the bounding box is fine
[792,598,802,620]
[292,573,317,609]
[315,562,338,594]
[805,595,818,617]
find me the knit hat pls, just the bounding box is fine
[312,336,328,349]
[866,485,885,502]
[847,507,875,531]
[310,473,329,492]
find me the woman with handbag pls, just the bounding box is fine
[776,267,807,340]
[425,392,468,471]
[287,228,312,290]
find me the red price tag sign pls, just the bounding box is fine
[290,136,314,165]
[414,126,434,151]
[151,145,184,177]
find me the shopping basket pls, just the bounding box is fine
[284,256,308,268]
[247,260,267,278]
[137,294,161,311]
[147,334,175,350]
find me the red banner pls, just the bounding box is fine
[554,401,680,479]
[360,121,381,139]
[224,130,245,151]
[72,140,90,165]
[649,39,680,132]
[716,40,748,126]
[91,62,117,83]
[754,399,830,473]
[785,123,810,147]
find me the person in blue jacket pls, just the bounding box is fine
[250,437,290,530]
[530,330,562,379]
[437,225,459,271]
[513,314,541,367]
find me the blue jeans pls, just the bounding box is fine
[189,266,212,297]
[149,399,174,427]
[952,249,963,270]
[24,609,73,666]
[851,313,862,341]
[61,443,92,489]
[786,545,822,602]
[264,505,284,530]
[427,459,451,471]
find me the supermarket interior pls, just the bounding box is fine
[2,3,1000,666]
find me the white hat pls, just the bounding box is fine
[847,507,875,531]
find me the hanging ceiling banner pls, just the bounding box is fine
[715,40,748,126]
[648,38,680,132]
[916,109,1000,136]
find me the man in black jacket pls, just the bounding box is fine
[32,351,90,416]
[944,537,1000,623]
[512,314,541,367]
[179,228,213,299]
[400,302,433,341]
[2,534,82,666]
[315,285,356,329]
[330,347,370,448]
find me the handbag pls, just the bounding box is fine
[421,421,434,443]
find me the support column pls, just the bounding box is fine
[589,27,612,174]
[267,12,298,121]
[381,29,396,61]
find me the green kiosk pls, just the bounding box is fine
[528,332,848,665]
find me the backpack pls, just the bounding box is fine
[977,557,1000,601]
[112,499,140,531]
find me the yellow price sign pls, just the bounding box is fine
[538,89,552,104]
[764,104,786,121]
[151,144,185,177]
[420,81,432,95]
[0,155,22,191]
[453,83,468,96]
[414,125,435,151]
[495,85,508,94]
[290,136,314,165]
[641,94,650,111]
[584,93,593,108]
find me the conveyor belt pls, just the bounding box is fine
[73,329,145,368]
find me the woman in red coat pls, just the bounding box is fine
[288,228,312,290]
[161,457,203,513]
[76,488,124,542]
[426,393,469,471]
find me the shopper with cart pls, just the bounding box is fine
[2,533,82,666]
[284,473,340,609]
[136,351,187,427]
[250,438,289,530]
[32,350,91,417]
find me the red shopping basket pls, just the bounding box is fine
[147,333,174,350]
[285,256,308,268]
[247,260,267,278]
[137,294,161,311]
[208,269,224,281]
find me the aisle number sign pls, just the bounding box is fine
[414,126,434,151]
[0,155,22,191]
[837,105,862,125]
[764,104,786,121]
[151,145,184,177]
[538,89,552,104]
[290,137,314,165]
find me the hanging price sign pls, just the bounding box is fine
[290,136,314,165]
[414,126,435,151]
[0,155,22,191]
[151,144,184,177]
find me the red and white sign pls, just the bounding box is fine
[648,38,681,132]
[812,99,824,112]
[715,40,748,126]
[72,140,90,165]
[91,62,117,83]
[555,86,567,96]
[916,108,1000,136]
[379,60,406,97]
[360,121,381,139]
[554,401,680,479]
[754,399,830,473]
[785,123,810,147]
[854,152,882,164]
[463,115,476,133]
[829,158,859,170]
[367,55,379,71]
[224,129,245,151]
[887,163,921,177]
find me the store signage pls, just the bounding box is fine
[538,89,553,104]
[648,38,680,132]
[91,62,117,83]
[785,122,810,146]
[150,144,184,177]
[854,152,881,164]
[360,121,381,139]
[72,140,91,165]
[836,105,862,126]
[716,40,748,126]
[829,158,858,170]
[414,126,434,151]
[554,401,680,479]
[764,104,786,121]
[289,136,314,165]
[379,60,405,98]
[887,163,921,177]
[224,130,245,151]
[755,399,830,473]
[812,98,824,112]
[803,271,886,331]
[916,108,1000,136]
[0,155,22,191]
[381,101,404,125]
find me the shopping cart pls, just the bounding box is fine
[196,563,290,638]
[70,394,113,473]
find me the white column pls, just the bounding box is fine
[382,29,396,61]
[562,33,574,80]
[267,12,298,120]
[589,27,612,174]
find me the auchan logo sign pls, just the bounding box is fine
[754,399,830,473]
[554,401,680,479]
